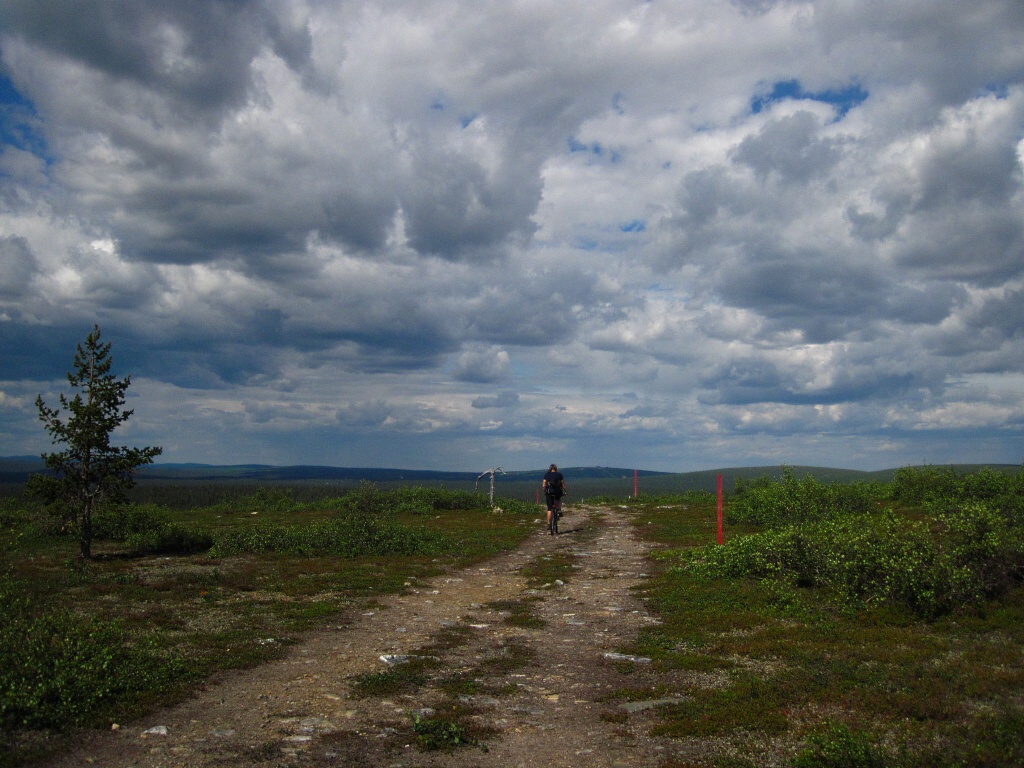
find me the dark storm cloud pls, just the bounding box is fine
[921,287,1024,360]
[0,235,37,298]
[895,210,1024,287]
[714,249,887,342]
[107,166,399,266]
[698,355,920,407]
[815,2,1024,108]
[124,343,282,390]
[0,0,311,116]
[400,146,542,260]
[471,391,519,409]
[0,323,93,380]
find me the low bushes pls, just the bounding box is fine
[891,465,1024,507]
[0,575,187,733]
[727,468,885,528]
[209,515,449,558]
[324,483,488,517]
[491,497,537,515]
[792,723,888,768]
[683,502,1024,619]
[207,484,518,557]
[93,504,212,555]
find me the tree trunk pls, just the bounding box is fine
[80,496,92,559]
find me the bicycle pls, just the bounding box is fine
[548,496,563,535]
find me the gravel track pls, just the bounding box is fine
[46,505,699,768]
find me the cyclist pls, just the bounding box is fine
[542,464,567,535]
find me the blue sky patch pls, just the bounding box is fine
[568,136,603,155]
[620,219,646,233]
[751,79,869,119]
[568,136,623,163]
[0,74,49,159]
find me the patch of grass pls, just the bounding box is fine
[411,713,481,751]
[793,723,887,768]
[624,629,734,672]
[651,674,791,738]
[422,622,475,652]
[520,551,577,587]
[481,640,535,674]
[437,673,482,697]
[488,597,546,628]
[350,657,437,698]
[408,700,498,753]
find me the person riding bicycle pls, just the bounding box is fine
[542,463,567,535]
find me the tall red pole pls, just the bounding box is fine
[716,473,723,545]
[633,469,638,498]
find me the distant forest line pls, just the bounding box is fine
[2,456,1020,504]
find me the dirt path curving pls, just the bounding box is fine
[46,505,696,768]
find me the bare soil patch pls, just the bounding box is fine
[44,506,700,768]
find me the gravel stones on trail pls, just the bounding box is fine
[46,506,691,768]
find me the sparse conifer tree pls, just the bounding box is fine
[29,325,162,559]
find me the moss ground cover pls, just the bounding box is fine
[617,471,1024,767]
[0,485,534,766]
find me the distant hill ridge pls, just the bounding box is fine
[2,456,1019,490]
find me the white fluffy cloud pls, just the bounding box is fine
[1,0,1023,470]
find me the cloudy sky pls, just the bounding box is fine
[1,1,1023,472]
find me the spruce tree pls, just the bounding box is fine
[29,325,162,558]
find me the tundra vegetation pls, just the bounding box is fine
[0,483,536,766]
[0,466,1022,767]
[620,466,1024,767]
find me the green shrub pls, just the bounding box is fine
[351,660,433,698]
[0,575,186,732]
[93,504,212,555]
[393,486,485,512]
[196,486,300,517]
[684,503,1024,619]
[208,515,450,558]
[492,497,537,515]
[892,466,1024,507]
[93,504,172,540]
[727,469,884,527]
[937,503,1024,601]
[793,723,888,768]
[0,499,27,530]
[307,483,487,518]
[411,714,480,751]
[124,524,213,556]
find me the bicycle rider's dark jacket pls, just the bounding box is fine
[543,470,565,497]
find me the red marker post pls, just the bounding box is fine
[716,473,723,545]
[633,469,638,498]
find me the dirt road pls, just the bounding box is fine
[48,505,701,768]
